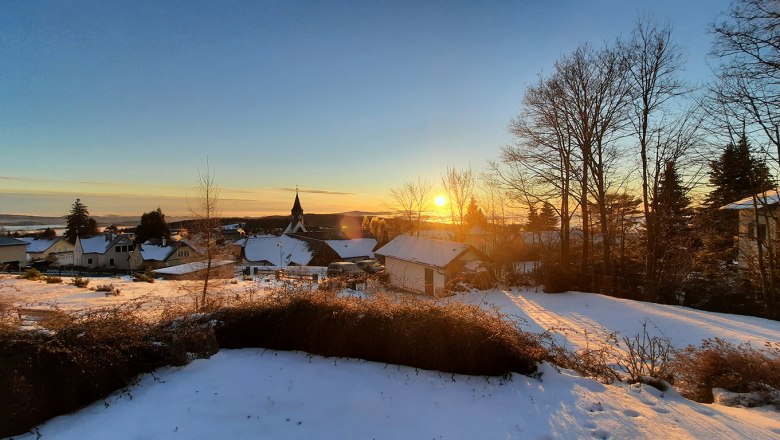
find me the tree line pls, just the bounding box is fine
[385,1,780,319]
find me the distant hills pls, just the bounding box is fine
[0,211,391,229]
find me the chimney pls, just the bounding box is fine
[162,237,167,247]
[104,232,112,242]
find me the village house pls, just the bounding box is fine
[18,237,75,266]
[129,239,200,271]
[74,233,134,270]
[721,189,780,271]
[0,237,27,268]
[237,191,377,272]
[375,235,490,296]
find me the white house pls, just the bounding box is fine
[74,233,134,270]
[0,237,27,267]
[19,237,74,266]
[721,189,780,270]
[129,240,200,271]
[375,235,490,296]
[322,238,377,262]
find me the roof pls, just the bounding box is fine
[324,238,377,259]
[375,235,474,268]
[0,237,27,247]
[721,189,780,210]
[18,237,61,253]
[139,244,175,261]
[242,234,313,265]
[153,260,234,275]
[78,234,132,254]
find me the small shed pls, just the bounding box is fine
[152,260,235,280]
[375,235,490,296]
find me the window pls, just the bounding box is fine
[109,258,115,266]
[758,224,767,241]
[87,258,92,265]
[115,246,121,252]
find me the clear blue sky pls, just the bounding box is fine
[0,0,730,217]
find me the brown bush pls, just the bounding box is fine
[210,289,545,376]
[43,276,63,284]
[671,338,780,403]
[17,269,43,281]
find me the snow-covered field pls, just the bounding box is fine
[2,276,780,439]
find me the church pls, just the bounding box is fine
[237,190,377,269]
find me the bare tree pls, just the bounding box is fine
[388,178,433,237]
[189,163,221,311]
[556,44,633,284]
[440,166,475,241]
[626,19,688,299]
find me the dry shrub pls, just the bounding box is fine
[0,302,20,334]
[545,335,622,384]
[0,308,171,438]
[43,276,62,284]
[17,269,43,281]
[211,289,546,376]
[671,338,780,404]
[133,273,155,283]
[94,283,120,296]
[71,276,89,288]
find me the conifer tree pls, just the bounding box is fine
[464,197,487,228]
[64,198,98,243]
[135,208,171,245]
[699,136,775,266]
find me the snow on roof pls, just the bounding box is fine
[18,237,60,253]
[153,260,234,275]
[243,234,313,266]
[79,234,132,254]
[0,237,27,247]
[721,189,780,210]
[139,244,175,261]
[324,238,377,259]
[375,235,471,268]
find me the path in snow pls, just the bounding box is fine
[458,289,780,351]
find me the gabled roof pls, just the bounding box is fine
[375,235,474,268]
[324,238,377,259]
[18,237,63,253]
[78,234,132,254]
[242,234,313,265]
[721,189,780,210]
[139,244,175,261]
[0,237,27,247]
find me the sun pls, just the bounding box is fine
[435,195,446,206]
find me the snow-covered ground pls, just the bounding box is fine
[3,277,780,439]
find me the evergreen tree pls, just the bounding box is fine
[135,208,171,244]
[698,136,775,267]
[538,202,559,231]
[464,197,487,228]
[64,198,98,243]
[654,161,693,301]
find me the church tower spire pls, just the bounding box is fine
[284,187,307,234]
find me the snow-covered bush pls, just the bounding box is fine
[71,276,89,288]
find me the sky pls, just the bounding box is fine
[0,0,732,217]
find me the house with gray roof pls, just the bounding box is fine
[74,233,134,270]
[0,237,27,268]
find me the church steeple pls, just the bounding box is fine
[284,187,307,234]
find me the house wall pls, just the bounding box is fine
[385,256,447,296]
[0,245,27,264]
[736,208,780,271]
[29,240,75,264]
